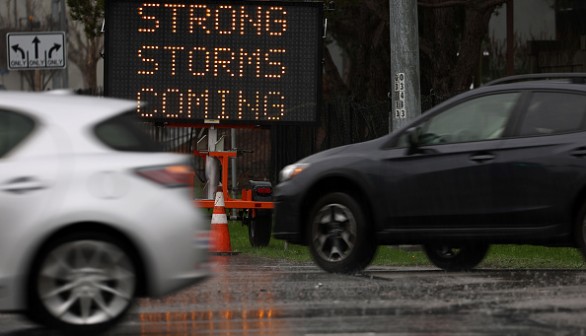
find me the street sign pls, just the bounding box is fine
[104,0,323,125]
[6,32,66,70]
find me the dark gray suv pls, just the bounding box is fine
[273,73,586,273]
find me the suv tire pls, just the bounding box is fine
[423,243,489,271]
[307,192,376,274]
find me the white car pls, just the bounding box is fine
[0,91,210,333]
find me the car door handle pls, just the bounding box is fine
[0,177,46,194]
[570,147,586,157]
[470,153,495,163]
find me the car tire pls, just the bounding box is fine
[307,192,376,274]
[27,232,138,334]
[423,243,489,271]
[575,202,586,259]
[248,210,272,247]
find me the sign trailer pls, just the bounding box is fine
[104,0,324,246]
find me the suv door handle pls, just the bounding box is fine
[0,177,46,194]
[470,153,495,163]
[570,147,586,157]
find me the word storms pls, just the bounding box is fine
[137,46,286,78]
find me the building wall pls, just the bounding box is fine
[489,0,556,41]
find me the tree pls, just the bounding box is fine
[325,0,390,102]
[418,0,506,98]
[325,0,506,105]
[66,0,104,89]
[322,0,391,141]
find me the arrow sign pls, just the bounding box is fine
[11,44,25,59]
[7,32,67,70]
[48,44,61,58]
[32,37,40,59]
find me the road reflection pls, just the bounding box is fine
[137,256,282,335]
[3,255,586,335]
[138,309,278,336]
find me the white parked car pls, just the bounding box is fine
[0,91,210,333]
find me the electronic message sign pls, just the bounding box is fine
[104,0,323,125]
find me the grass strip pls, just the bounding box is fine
[228,222,586,269]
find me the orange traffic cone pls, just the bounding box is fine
[210,191,235,254]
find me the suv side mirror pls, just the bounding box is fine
[406,127,421,155]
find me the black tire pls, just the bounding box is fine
[307,192,377,274]
[248,210,272,247]
[27,232,138,334]
[423,242,489,272]
[575,202,586,259]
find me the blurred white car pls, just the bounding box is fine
[0,91,210,333]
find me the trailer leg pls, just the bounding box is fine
[248,209,272,247]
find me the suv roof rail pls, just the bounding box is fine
[486,73,586,86]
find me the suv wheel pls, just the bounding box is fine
[308,192,376,274]
[27,232,137,334]
[423,243,489,271]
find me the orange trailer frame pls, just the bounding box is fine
[193,150,274,210]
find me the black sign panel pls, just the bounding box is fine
[105,0,323,125]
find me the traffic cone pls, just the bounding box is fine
[210,191,235,254]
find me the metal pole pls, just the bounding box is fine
[389,0,421,132]
[60,0,69,88]
[51,0,68,89]
[205,127,220,199]
[230,129,238,219]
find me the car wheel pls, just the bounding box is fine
[423,243,489,271]
[27,232,137,334]
[248,210,272,247]
[307,192,376,274]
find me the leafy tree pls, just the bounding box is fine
[66,0,104,89]
[67,0,104,38]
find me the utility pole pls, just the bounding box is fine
[389,0,421,132]
[51,0,68,89]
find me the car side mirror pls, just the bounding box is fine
[406,127,421,155]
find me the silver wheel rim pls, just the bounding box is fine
[312,203,357,262]
[38,240,136,325]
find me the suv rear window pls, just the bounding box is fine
[519,92,586,136]
[94,111,162,152]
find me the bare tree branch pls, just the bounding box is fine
[66,0,104,89]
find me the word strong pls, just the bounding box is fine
[137,4,288,35]
[105,0,323,125]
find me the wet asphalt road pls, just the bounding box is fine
[2,253,586,335]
